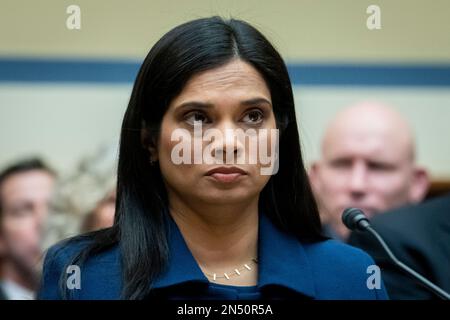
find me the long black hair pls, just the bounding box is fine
[60,16,324,299]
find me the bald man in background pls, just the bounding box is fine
[309,102,429,241]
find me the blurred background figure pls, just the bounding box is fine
[309,101,429,240]
[40,143,117,251]
[349,193,450,299]
[0,158,55,300]
[81,189,115,233]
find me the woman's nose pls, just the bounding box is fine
[208,122,244,163]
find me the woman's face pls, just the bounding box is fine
[153,59,277,207]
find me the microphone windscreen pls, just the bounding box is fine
[342,207,366,230]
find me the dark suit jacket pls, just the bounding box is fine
[349,194,450,299]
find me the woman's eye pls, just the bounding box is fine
[242,109,264,124]
[184,111,209,125]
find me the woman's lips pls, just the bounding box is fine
[205,167,247,183]
[210,172,243,183]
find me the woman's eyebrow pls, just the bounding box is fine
[175,101,213,111]
[240,97,272,107]
[175,97,272,111]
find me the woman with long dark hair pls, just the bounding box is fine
[38,16,388,300]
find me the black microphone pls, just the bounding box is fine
[342,207,450,300]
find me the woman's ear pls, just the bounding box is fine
[141,126,158,162]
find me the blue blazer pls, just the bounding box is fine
[38,212,388,300]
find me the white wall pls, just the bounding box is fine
[295,86,450,179]
[0,84,130,173]
[1,84,449,179]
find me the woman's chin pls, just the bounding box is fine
[197,189,254,205]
